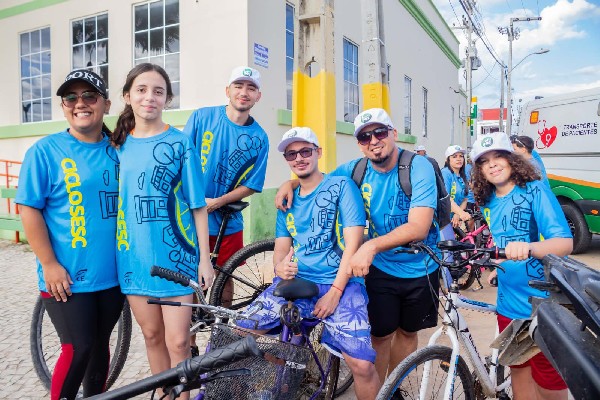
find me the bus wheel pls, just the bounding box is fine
[562,202,591,254]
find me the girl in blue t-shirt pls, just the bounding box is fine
[112,64,212,395]
[16,69,124,399]
[441,145,471,227]
[470,132,572,400]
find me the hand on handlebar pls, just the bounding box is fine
[504,242,533,261]
[275,247,298,280]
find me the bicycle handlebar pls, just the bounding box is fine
[87,336,262,400]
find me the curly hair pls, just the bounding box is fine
[471,151,541,205]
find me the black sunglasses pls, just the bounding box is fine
[61,91,103,107]
[283,147,318,161]
[356,126,390,145]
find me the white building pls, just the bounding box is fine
[0,0,464,241]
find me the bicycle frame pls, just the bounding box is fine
[422,278,510,399]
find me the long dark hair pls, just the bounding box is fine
[444,154,468,196]
[112,63,174,146]
[471,151,541,204]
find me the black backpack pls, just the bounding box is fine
[350,149,452,229]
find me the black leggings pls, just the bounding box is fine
[42,286,124,400]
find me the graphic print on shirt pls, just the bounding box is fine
[129,141,198,278]
[496,185,543,280]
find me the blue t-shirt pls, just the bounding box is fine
[531,150,550,187]
[332,150,440,278]
[183,106,269,235]
[16,130,119,293]
[465,163,475,204]
[276,175,365,284]
[481,180,571,319]
[441,167,468,211]
[116,127,207,297]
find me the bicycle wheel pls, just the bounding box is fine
[377,345,475,400]
[473,362,512,400]
[30,297,132,391]
[209,239,275,310]
[297,323,340,400]
[333,359,353,397]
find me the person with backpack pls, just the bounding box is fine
[275,108,441,380]
[442,145,472,228]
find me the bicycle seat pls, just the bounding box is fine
[273,278,319,301]
[437,240,475,252]
[219,201,249,214]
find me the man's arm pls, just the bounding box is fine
[273,237,297,280]
[313,225,363,319]
[274,179,300,211]
[205,185,256,213]
[349,206,434,277]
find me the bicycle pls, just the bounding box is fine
[377,240,512,400]
[452,210,494,291]
[145,266,341,399]
[496,254,600,400]
[29,296,132,391]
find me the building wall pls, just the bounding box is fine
[0,0,462,241]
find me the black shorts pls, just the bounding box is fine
[365,266,440,337]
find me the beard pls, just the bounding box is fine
[369,153,391,165]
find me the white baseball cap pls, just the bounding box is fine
[278,127,320,152]
[415,145,426,152]
[353,108,394,136]
[228,66,261,89]
[470,133,514,163]
[445,145,466,159]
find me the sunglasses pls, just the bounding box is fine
[283,147,318,161]
[356,126,390,145]
[61,91,103,107]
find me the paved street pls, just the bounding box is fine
[1,237,598,399]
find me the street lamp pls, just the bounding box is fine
[506,46,549,135]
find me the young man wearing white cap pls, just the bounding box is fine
[276,108,440,380]
[183,66,269,305]
[415,145,427,156]
[240,127,381,399]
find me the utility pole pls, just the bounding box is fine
[500,16,542,136]
[294,0,336,172]
[499,63,505,131]
[360,0,389,112]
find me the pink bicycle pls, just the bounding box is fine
[452,210,494,290]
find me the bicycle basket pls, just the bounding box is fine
[205,323,312,400]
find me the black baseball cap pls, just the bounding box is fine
[56,69,107,98]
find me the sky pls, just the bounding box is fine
[431,0,600,118]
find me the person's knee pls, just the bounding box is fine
[141,325,166,347]
[396,327,417,339]
[165,333,191,354]
[346,357,377,380]
[371,332,394,346]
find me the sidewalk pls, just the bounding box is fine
[1,238,597,399]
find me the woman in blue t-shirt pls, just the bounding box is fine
[470,132,572,400]
[112,64,212,399]
[16,70,124,399]
[441,145,471,228]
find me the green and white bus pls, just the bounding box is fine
[518,87,600,254]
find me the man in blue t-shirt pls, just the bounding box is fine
[183,66,269,301]
[241,127,381,398]
[276,108,440,380]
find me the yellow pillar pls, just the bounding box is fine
[292,0,337,173]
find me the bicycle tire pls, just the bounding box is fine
[209,239,276,310]
[30,296,132,391]
[377,345,475,400]
[297,323,340,400]
[333,359,353,397]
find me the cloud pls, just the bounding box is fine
[518,80,600,99]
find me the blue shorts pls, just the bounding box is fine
[237,278,376,363]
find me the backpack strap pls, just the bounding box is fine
[351,157,369,187]
[398,149,416,197]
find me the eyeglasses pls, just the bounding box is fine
[356,126,390,145]
[61,91,103,107]
[283,147,318,161]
